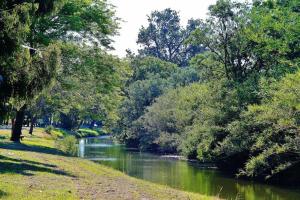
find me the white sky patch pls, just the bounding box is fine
[108,0,217,57]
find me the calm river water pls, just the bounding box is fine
[78,136,300,200]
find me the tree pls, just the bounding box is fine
[216,70,300,182]
[115,56,201,148]
[188,0,253,82]
[189,0,300,82]
[244,0,300,78]
[0,1,62,142]
[35,0,119,48]
[48,44,128,131]
[0,0,120,142]
[137,8,205,66]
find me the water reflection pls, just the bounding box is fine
[79,136,300,200]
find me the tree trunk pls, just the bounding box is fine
[10,105,26,142]
[26,117,30,127]
[5,116,9,125]
[89,120,95,129]
[77,120,83,130]
[29,116,36,135]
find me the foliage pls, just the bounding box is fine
[135,80,239,157]
[76,128,103,138]
[55,135,78,156]
[217,70,300,179]
[47,44,129,130]
[116,0,300,183]
[189,0,300,81]
[35,0,119,48]
[245,0,300,77]
[45,125,54,135]
[137,8,205,66]
[115,57,200,147]
[0,0,121,141]
[188,0,252,82]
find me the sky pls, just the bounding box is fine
[108,0,217,57]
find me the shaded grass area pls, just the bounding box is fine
[0,142,63,155]
[0,128,219,200]
[0,154,74,177]
[0,190,8,198]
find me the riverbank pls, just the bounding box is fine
[0,129,219,200]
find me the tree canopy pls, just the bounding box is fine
[137,8,205,66]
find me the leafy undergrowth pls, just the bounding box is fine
[45,126,105,138]
[76,128,106,138]
[0,128,219,200]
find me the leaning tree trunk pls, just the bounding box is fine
[29,116,36,135]
[10,105,26,142]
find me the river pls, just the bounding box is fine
[78,136,300,200]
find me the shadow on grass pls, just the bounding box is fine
[0,155,57,168]
[0,155,76,177]
[0,190,8,198]
[0,142,65,156]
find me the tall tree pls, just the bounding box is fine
[0,1,61,142]
[137,8,205,66]
[0,0,119,142]
[189,0,252,81]
[48,44,128,131]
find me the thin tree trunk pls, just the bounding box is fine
[5,116,9,125]
[89,120,95,129]
[26,117,30,127]
[29,116,36,135]
[11,117,15,135]
[10,105,26,142]
[49,114,53,126]
[77,120,83,130]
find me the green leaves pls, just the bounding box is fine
[219,70,300,179]
[244,0,300,77]
[47,44,128,130]
[36,0,119,48]
[137,8,205,66]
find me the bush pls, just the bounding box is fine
[55,136,78,156]
[45,125,54,134]
[217,70,300,179]
[134,80,239,157]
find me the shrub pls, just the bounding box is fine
[218,70,300,179]
[45,125,54,134]
[55,136,78,156]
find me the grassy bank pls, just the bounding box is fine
[44,125,106,138]
[0,128,219,200]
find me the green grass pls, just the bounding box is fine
[0,128,219,200]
